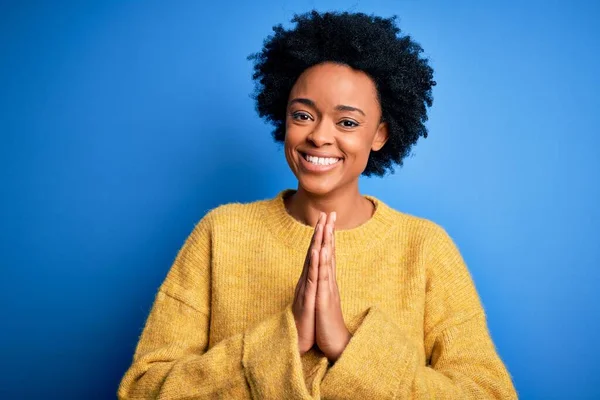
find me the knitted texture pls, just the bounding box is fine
[117,189,517,399]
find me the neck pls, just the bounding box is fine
[284,183,374,230]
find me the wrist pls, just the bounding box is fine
[327,332,352,362]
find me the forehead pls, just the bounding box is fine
[289,62,379,109]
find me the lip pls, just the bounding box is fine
[298,152,343,173]
[300,150,343,158]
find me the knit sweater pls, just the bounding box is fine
[117,189,517,399]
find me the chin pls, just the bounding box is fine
[297,177,339,197]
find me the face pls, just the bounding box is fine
[284,62,388,196]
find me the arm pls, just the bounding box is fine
[319,225,518,399]
[117,211,317,399]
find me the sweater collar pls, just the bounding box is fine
[263,189,396,255]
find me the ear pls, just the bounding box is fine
[371,121,389,152]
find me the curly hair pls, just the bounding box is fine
[247,10,436,177]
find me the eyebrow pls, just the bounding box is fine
[288,98,366,117]
[335,104,366,116]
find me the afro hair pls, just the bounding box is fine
[247,10,436,177]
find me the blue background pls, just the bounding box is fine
[1,1,598,398]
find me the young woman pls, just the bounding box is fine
[118,10,517,399]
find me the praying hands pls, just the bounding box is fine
[292,211,352,363]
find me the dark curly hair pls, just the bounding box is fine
[247,10,436,177]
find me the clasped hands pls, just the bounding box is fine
[292,211,351,363]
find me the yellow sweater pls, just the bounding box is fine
[118,189,517,399]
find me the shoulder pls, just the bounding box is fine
[391,209,468,276]
[374,197,453,246]
[383,205,475,288]
[192,196,271,233]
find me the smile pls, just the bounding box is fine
[299,152,343,172]
[303,153,341,165]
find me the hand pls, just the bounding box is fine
[293,212,325,355]
[315,212,352,363]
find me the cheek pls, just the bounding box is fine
[283,137,294,163]
[283,122,308,154]
[283,126,297,152]
[283,124,301,169]
[339,136,371,161]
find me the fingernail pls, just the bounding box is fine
[332,212,337,222]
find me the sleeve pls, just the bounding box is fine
[117,210,318,400]
[319,225,518,399]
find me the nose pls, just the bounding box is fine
[307,120,335,147]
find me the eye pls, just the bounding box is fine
[339,119,359,128]
[291,111,313,121]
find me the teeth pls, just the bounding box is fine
[305,154,340,165]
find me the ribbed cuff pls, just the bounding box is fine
[320,306,416,399]
[242,304,322,399]
[301,347,330,397]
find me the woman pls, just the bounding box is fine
[118,10,517,399]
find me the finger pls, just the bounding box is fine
[322,212,333,250]
[324,221,335,293]
[306,248,319,291]
[312,212,325,245]
[331,212,339,296]
[311,214,326,273]
[327,212,335,289]
[295,264,308,303]
[312,212,326,252]
[306,213,322,265]
[320,213,333,291]
[318,239,330,297]
[303,249,319,310]
[301,213,325,284]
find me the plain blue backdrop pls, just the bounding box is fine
[1,1,598,398]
